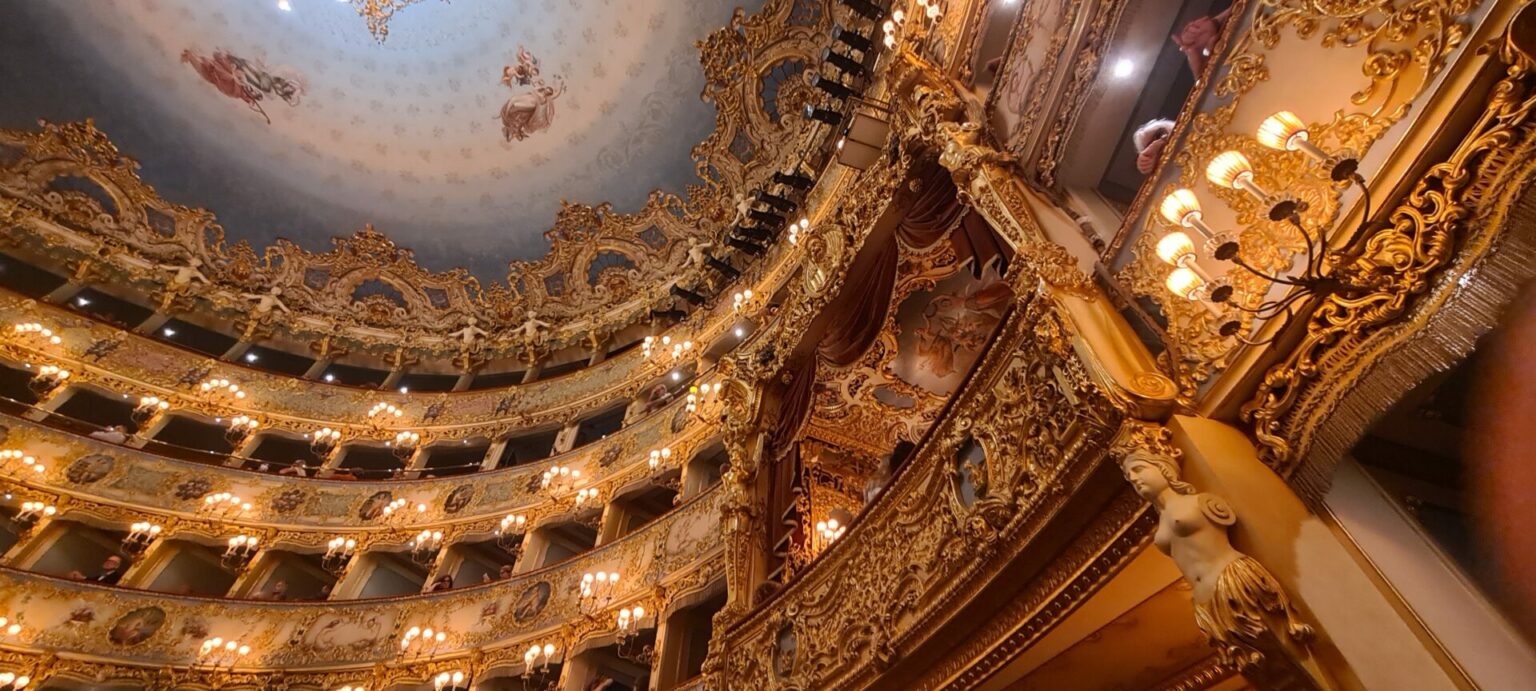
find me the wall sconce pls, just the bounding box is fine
[399,625,446,659]
[615,605,656,663]
[1156,111,1369,341]
[221,534,260,570]
[322,537,358,574]
[28,365,69,394]
[787,217,810,246]
[647,447,673,473]
[0,672,30,690]
[123,521,163,556]
[410,529,444,565]
[367,402,404,420]
[497,514,528,556]
[433,671,470,691]
[522,642,559,686]
[197,378,246,400]
[14,501,55,530]
[815,517,848,546]
[732,289,754,312]
[390,430,421,460]
[13,322,61,345]
[202,492,250,519]
[1,450,46,477]
[132,396,170,424]
[195,637,251,671]
[380,497,427,522]
[0,616,23,639]
[309,427,343,456]
[225,415,259,443]
[577,571,620,617]
[541,465,582,496]
[573,487,601,511]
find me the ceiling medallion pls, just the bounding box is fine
[347,0,441,43]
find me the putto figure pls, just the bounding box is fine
[181,49,304,124]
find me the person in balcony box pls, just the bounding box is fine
[1172,6,1234,75]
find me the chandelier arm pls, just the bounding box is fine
[1228,253,1310,287]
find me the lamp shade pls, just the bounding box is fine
[1155,232,1197,267]
[1159,188,1202,227]
[1257,111,1308,151]
[1205,151,1254,189]
[1165,268,1205,301]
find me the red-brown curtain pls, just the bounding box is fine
[896,165,1012,277]
[770,355,819,455]
[815,237,899,367]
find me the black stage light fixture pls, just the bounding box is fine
[651,307,688,321]
[748,209,786,228]
[805,104,845,126]
[840,0,886,21]
[670,285,707,305]
[727,237,768,256]
[773,171,815,190]
[734,225,773,243]
[706,256,742,280]
[755,190,797,213]
[832,25,874,52]
[812,74,856,101]
[822,48,867,77]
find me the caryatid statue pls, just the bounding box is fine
[1119,444,1315,677]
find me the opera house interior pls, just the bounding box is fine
[2,0,1536,689]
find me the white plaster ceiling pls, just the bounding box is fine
[0,0,755,278]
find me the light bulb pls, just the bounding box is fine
[1155,232,1197,267]
[1205,151,1254,190]
[1165,268,1206,301]
[1159,188,1203,229]
[1256,111,1308,151]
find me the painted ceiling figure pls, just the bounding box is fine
[498,78,566,142]
[180,49,303,124]
[502,46,541,87]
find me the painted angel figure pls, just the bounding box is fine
[242,286,291,316]
[447,317,488,350]
[502,46,541,87]
[181,49,303,124]
[497,78,566,142]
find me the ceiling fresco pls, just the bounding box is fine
[0,0,759,278]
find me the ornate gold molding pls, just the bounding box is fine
[1242,9,1536,480]
[0,0,839,364]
